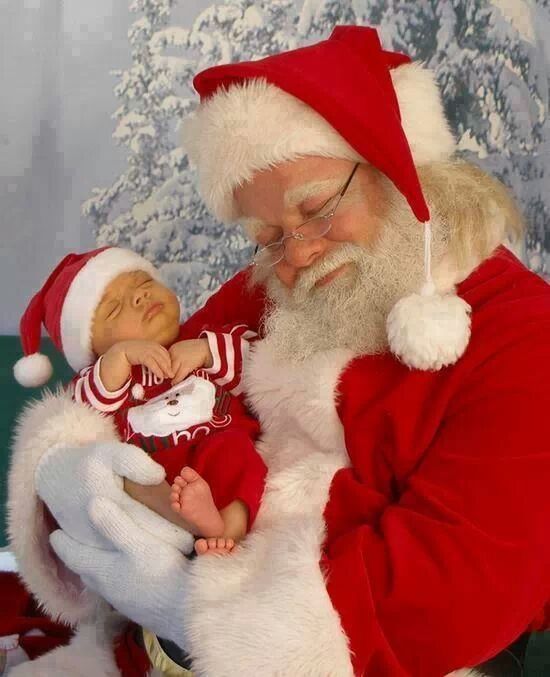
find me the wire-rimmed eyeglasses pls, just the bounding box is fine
[251,163,360,268]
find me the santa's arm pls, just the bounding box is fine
[178,268,265,340]
[325,325,550,677]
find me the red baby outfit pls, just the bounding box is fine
[70,324,266,529]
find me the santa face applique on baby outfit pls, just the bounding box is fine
[128,376,217,439]
[117,369,234,454]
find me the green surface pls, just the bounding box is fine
[0,336,72,547]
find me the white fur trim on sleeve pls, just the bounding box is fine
[7,387,119,625]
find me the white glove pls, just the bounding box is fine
[35,440,194,553]
[50,496,188,645]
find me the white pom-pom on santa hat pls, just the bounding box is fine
[387,286,472,371]
[13,352,53,388]
[386,222,472,371]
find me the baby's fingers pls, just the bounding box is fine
[143,355,168,381]
[152,345,174,378]
[171,359,191,385]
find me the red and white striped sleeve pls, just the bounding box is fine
[70,355,132,413]
[200,324,257,396]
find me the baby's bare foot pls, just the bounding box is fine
[170,467,224,537]
[195,537,235,556]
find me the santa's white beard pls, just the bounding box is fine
[253,214,440,363]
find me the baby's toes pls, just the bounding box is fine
[179,466,201,483]
[194,538,209,555]
[170,483,182,498]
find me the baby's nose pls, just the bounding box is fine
[167,399,178,406]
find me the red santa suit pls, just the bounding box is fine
[70,325,265,527]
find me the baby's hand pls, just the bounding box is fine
[118,339,174,381]
[169,339,213,385]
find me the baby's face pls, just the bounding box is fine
[91,270,181,355]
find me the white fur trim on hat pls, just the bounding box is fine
[60,248,161,372]
[390,62,455,166]
[182,63,455,223]
[183,78,362,222]
[13,352,53,388]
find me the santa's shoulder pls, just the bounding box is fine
[458,246,550,334]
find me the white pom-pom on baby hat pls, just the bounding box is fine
[131,383,145,400]
[13,352,53,388]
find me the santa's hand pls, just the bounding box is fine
[36,440,194,552]
[50,497,188,642]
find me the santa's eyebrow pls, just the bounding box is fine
[284,178,341,208]
[239,178,342,234]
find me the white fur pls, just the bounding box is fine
[7,386,118,625]
[179,343,356,676]
[183,78,363,222]
[13,352,53,387]
[7,605,126,677]
[182,62,455,222]
[387,291,472,370]
[389,62,456,166]
[61,247,160,372]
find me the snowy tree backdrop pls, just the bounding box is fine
[82,0,550,320]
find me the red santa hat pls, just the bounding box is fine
[184,25,472,371]
[13,247,160,387]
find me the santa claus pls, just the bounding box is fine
[7,25,550,677]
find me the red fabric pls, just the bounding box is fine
[0,572,73,661]
[171,247,550,675]
[193,26,431,223]
[153,429,267,529]
[322,247,550,675]
[114,622,151,677]
[178,268,266,340]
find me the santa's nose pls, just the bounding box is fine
[167,399,178,406]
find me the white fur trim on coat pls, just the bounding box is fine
[182,63,455,222]
[7,604,126,677]
[7,386,119,625]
